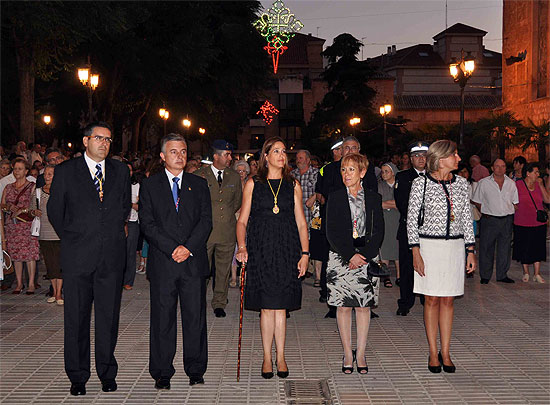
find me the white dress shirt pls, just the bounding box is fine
[84,152,106,181]
[471,174,518,216]
[210,165,224,181]
[165,168,183,189]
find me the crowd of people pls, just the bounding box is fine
[0,128,549,394]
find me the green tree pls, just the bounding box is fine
[514,118,549,163]
[1,1,130,144]
[304,33,377,157]
[473,111,524,159]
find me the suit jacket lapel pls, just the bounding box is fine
[103,159,116,202]
[158,173,178,216]
[178,174,195,218]
[77,157,101,203]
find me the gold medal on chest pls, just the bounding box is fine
[353,229,359,239]
[273,205,280,214]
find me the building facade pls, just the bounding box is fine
[237,33,327,151]
[367,23,502,130]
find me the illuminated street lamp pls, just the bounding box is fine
[349,117,361,126]
[198,127,206,135]
[159,108,169,136]
[379,103,392,154]
[78,55,100,123]
[182,118,191,129]
[43,115,52,125]
[450,49,475,150]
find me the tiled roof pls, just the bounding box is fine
[369,69,395,80]
[395,94,501,110]
[433,23,487,39]
[367,44,501,69]
[367,44,446,69]
[278,33,325,66]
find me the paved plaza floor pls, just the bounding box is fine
[1,251,549,404]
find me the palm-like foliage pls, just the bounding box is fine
[473,111,524,159]
[514,118,549,162]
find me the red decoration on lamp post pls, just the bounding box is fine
[257,101,279,125]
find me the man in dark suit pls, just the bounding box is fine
[139,134,212,388]
[394,141,428,316]
[47,122,131,396]
[315,136,378,318]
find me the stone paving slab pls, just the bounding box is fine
[1,252,549,404]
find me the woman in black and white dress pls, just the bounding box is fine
[407,140,476,373]
[326,153,384,374]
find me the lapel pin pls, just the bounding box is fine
[188,187,192,191]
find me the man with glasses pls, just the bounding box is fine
[36,148,65,188]
[48,122,131,396]
[395,141,429,316]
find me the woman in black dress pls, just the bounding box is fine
[236,137,309,379]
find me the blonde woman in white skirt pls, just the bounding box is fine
[406,140,476,374]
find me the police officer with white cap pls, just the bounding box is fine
[395,141,429,316]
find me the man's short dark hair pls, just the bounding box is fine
[83,122,112,138]
[513,156,527,166]
[44,147,62,162]
[160,133,186,154]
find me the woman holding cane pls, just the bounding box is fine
[236,137,309,379]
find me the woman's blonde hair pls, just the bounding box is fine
[426,139,457,173]
[341,153,369,173]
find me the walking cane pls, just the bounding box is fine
[237,261,246,382]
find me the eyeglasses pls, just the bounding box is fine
[88,135,113,144]
[411,153,426,158]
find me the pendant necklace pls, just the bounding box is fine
[353,218,359,239]
[438,179,454,222]
[267,178,283,214]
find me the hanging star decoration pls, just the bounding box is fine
[253,0,304,74]
[257,101,279,125]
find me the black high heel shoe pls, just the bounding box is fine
[275,361,289,378]
[342,353,354,374]
[261,362,274,379]
[438,352,456,373]
[428,355,442,373]
[354,350,368,374]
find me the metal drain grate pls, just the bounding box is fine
[284,379,333,404]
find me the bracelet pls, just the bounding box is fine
[301,251,310,256]
[466,249,476,254]
[238,246,246,250]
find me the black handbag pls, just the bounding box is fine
[367,259,391,278]
[523,180,548,223]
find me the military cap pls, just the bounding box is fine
[212,139,234,151]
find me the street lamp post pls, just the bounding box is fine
[78,56,99,123]
[159,108,169,136]
[450,49,475,150]
[349,116,361,136]
[182,117,191,138]
[379,103,392,155]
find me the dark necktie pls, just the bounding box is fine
[419,172,425,177]
[94,164,103,192]
[172,177,180,211]
[217,170,223,188]
[94,164,103,201]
